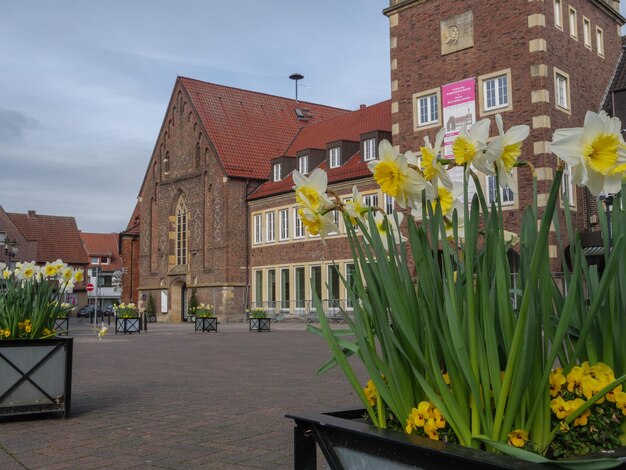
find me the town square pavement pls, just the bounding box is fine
[0,319,367,469]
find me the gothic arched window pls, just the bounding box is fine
[176,198,188,266]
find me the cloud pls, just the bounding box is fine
[0,107,39,142]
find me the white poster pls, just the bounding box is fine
[161,290,168,313]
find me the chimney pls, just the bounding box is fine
[28,210,36,217]
[359,104,366,110]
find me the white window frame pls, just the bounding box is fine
[279,208,289,241]
[273,163,281,182]
[385,195,395,215]
[298,155,308,174]
[412,88,441,130]
[486,175,515,206]
[293,208,304,239]
[561,163,576,206]
[363,138,377,161]
[554,0,563,29]
[90,257,99,264]
[101,257,110,265]
[583,17,592,49]
[417,93,439,126]
[596,26,604,57]
[363,193,379,208]
[482,74,509,112]
[568,7,577,39]
[329,147,341,168]
[266,212,275,242]
[253,214,263,244]
[554,68,571,113]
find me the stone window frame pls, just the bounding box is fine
[568,6,578,40]
[175,198,188,266]
[279,208,290,241]
[596,26,604,58]
[554,67,571,114]
[478,69,513,117]
[583,16,592,50]
[265,211,275,243]
[554,0,563,30]
[253,213,263,245]
[412,87,441,131]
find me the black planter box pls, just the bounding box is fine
[195,317,217,332]
[0,338,73,419]
[115,316,141,334]
[287,408,626,470]
[249,318,270,332]
[53,317,69,336]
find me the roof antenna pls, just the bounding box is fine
[289,73,304,101]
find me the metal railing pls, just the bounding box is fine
[247,299,354,323]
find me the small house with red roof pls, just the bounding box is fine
[247,100,392,320]
[80,232,123,311]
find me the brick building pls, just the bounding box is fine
[80,232,123,310]
[383,0,624,258]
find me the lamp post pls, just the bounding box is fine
[599,193,614,253]
[3,238,19,269]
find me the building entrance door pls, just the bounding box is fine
[181,283,188,322]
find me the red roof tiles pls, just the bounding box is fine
[80,232,123,271]
[179,77,350,180]
[7,211,89,265]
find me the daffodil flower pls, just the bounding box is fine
[412,177,462,219]
[485,114,530,193]
[550,110,626,195]
[344,186,367,224]
[368,140,428,209]
[297,193,338,241]
[370,212,405,251]
[452,118,491,170]
[293,168,333,212]
[420,127,452,187]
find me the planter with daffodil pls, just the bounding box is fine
[0,260,83,418]
[114,302,141,334]
[288,111,626,469]
[248,308,270,332]
[190,304,217,332]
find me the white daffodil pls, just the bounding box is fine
[412,177,463,219]
[550,110,626,195]
[293,168,333,212]
[297,192,339,242]
[444,202,465,241]
[368,139,429,209]
[17,261,37,280]
[503,230,520,246]
[372,212,406,251]
[344,186,367,224]
[485,114,530,194]
[420,127,453,187]
[452,118,491,172]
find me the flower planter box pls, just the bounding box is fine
[53,317,69,336]
[195,317,217,332]
[287,408,626,470]
[249,318,270,332]
[0,338,73,419]
[115,316,141,334]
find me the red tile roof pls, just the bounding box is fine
[80,233,123,271]
[121,202,140,236]
[248,100,391,200]
[7,211,89,265]
[179,77,350,180]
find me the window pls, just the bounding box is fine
[562,163,575,206]
[90,257,99,264]
[554,0,563,29]
[279,209,289,241]
[413,88,441,129]
[596,27,604,57]
[311,266,322,306]
[102,275,112,287]
[329,147,340,168]
[273,163,281,181]
[298,155,308,174]
[363,138,376,161]
[253,214,263,244]
[346,263,356,309]
[267,269,276,309]
[487,176,515,206]
[385,195,395,215]
[483,75,509,111]
[295,267,305,310]
[266,212,275,242]
[583,17,591,49]
[363,194,379,208]
[328,265,340,311]
[101,257,110,265]
[554,69,570,112]
[294,208,304,238]
[568,7,577,39]
[281,268,290,310]
[255,271,263,306]
[330,209,340,234]
[176,198,188,265]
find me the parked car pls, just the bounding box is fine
[77,305,95,318]
[103,305,115,316]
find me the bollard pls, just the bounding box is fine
[143,313,148,332]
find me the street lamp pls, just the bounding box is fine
[598,193,614,253]
[3,238,19,269]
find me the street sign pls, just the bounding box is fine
[86,283,95,292]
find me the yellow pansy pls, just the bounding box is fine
[508,429,528,448]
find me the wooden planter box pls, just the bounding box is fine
[0,338,73,419]
[249,317,270,332]
[195,317,217,332]
[286,408,626,470]
[53,317,69,336]
[115,316,141,334]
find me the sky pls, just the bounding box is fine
[0,1,391,233]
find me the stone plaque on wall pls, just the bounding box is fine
[441,11,474,56]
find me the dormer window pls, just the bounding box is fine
[273,163,282,182]
[363,138,376,161]
[329,147,340,168]
[298,155,308,174]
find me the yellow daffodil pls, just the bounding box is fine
[44,262,58,278]
[344,186,367,224]
[297,206,337,241]
[293,168,333,212]
[452,118,490,168]
[550,110,626,195]
[372,212,405,251]
[485,114,530,193]
[2,269,10,279]
[368,140,428,209]
[420,128,452,186]
[74,269,84,283]
[19,261,37,280]
[508,429,528,448]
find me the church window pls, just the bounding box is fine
[176,199,188,265]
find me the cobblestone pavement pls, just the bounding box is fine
[0,319,366,469]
